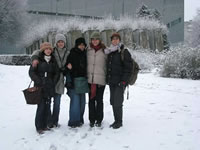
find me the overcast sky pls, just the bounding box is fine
[185,0,200,21]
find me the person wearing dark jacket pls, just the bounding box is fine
[29,42,59,134]
[105,33,133,129]
[66,37,87,128]
[31,33,69,128]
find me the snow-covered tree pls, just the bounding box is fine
[0,0,28,43]
[136,5,161,21]
[136,5,151,18]
[188,9,200,47]
[152,9,161,21]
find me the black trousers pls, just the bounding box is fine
[88,85,105,124]
[109,84,125,124]
[35,98,51,130]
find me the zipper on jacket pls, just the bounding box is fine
[92,52,96,83]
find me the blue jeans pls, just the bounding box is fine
[48,93,61,126]
[35,98,51,130]
[67,89,86,126]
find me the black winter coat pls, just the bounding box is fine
[66,47,87,79]
[106,45,132,85]
[29,53,59,98]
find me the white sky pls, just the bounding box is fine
[185,0,200,21]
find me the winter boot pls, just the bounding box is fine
[111,106,123,129]
[112,122,123,129]
[109,121,116,128]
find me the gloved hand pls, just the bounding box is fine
[65,82,73,89]
[118,81,126,88]
[32,60,39,67]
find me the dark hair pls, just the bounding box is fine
[111,33,121,41]
[75,37,87,47]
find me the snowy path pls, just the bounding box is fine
[0,64,200,150]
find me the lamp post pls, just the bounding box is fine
[50,0,53,12]
[56,0,60,15]
[122,0,125,16]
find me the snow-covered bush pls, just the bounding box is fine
[160,45,200,80]
[0,55,31,65]
[129,49,166,73]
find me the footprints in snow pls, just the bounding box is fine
[49,144,57,150]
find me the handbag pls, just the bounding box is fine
[22,81,42,105]
[74,77,89,94]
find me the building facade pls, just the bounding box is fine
[0,0,184,54]
[28,0,184,43]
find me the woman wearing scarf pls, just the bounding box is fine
[105,33,132,129]
[87,32,107,127]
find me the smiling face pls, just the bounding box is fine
[78,43,85,51]
[91,38,100,46]
[57,40,65,49]
[111,37,120,46]
[44,48,52,56]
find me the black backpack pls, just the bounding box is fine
[121,48,140,86]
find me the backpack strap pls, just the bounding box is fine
[28,80,33,88]
[120,46,129,62]
[126,85,129,100]
[120,47,125,61]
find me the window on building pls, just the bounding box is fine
[171,17,182,27]
[167,23,170,28]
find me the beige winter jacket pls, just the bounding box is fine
[87,46,107,85]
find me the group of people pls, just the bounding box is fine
[28,32,133,134]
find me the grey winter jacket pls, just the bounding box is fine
[31,47,69,94]
[87,46,107,86]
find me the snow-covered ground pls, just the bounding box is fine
[0,64,200,150]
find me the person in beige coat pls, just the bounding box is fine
[87,32,107,127]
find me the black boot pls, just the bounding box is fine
[112,122,122,129]
[111,106,123,129]
[109,121,116,128]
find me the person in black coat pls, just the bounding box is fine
[29,42,59,134]
[65,37,88,128]
[105,33,133,129]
